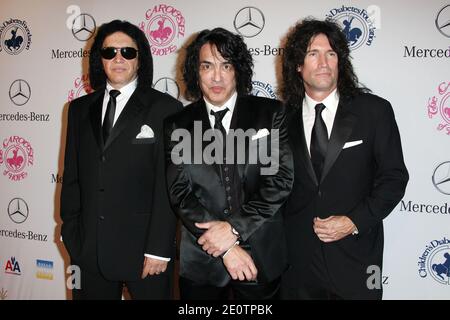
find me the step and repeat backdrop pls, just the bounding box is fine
[0,0,448,300]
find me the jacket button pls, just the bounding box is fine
[101,155,106,162]
[99,215,105,220]
[224,209,229,215]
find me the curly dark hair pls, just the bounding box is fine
[183,27,253,101]
[89,20,153,90]
[282,18,369,107]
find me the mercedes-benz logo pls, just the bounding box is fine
[7,198,29,224]
[153,77,180,99]
[72,13,96,41]
[234,7,265,38]
[436,5,450,38]
[432,161,450,195]
[9,79,31,106]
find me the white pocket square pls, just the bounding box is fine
[136,125,154,139]
[251,128,270,141]
[343,140,363,149]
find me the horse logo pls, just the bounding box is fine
[432,252,450,281]
[342,17,362,46]
[6,148,24,172]
[0,18,32,55]
[140,4,185,56]
[0,136,34,182]
[150,18,172,44]
[4,28,23,51]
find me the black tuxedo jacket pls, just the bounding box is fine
[60,86,182,281]
[164,96,294,286]
[283,93,408,298]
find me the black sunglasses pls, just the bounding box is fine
[100,47,138,60]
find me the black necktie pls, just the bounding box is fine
[103,89,121,142]
[310,103,328,180]
[210,108,229,142]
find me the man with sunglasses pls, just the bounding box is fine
[60,20,182,299]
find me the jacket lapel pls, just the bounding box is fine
[320,98,357,183]
[103,88,146,151]
[232,97,253,182]
[193,101,222,177]
[288,106,318,185]
[89,90,105,150]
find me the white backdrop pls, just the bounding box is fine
[0,0,449,300]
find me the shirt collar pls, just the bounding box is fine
[106,78,137,100]
[303,88,339,115]
[204,91,238,115]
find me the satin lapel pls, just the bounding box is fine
[288,107,318,185]
[88,90,105,150]
[195,101,222,177]
[103,88,145,151]
[232,98,251,182]
[320,99,357,183]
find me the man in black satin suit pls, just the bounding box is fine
[164,28,294,299]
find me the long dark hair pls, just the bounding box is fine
[282,18,369,107]
[183,27,253,101]
[89,20,153,90]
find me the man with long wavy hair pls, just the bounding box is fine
[281,18,408,299]
[165,28,293,299]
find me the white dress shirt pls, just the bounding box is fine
[204,91,238,133]
[302,89,339,155]
[102,78,137,126]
